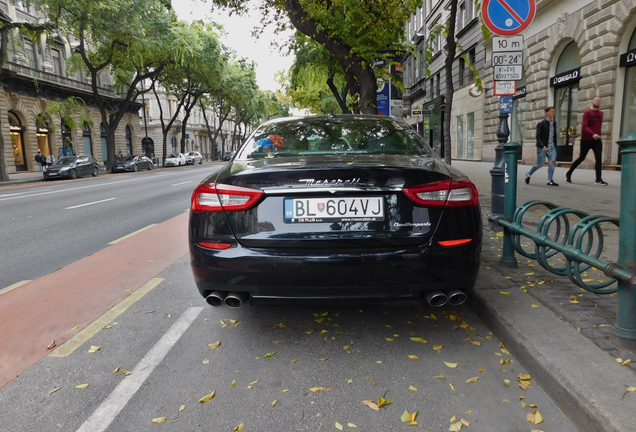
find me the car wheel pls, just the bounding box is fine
[134,164,139,172]
[70,169,78,179]
[199,159,202,164]
[148,163,153,170]
[92,167,98,177]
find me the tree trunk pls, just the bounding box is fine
[443,0,458,165]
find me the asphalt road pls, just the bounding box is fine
[0,163,223,289]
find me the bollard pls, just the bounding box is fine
[611,133,636,348]
[499,141,520,268]
[489,113,509,230]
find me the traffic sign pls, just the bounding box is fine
[499,96,513,114]
[494,81,516,96]
[482,0,536,36]
[492,36,524,52]
[494,65,523,81]
[492,51,523,66]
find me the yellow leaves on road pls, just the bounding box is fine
[465,377,479,384]
[202,359,209,365]
[314,312,329,317]
[500,291,510,295]
[336,422,343,430]
[449,421,463,431]
[319,330,328,336]
[315,317,326,323]
[444,362,458,368]
[470,341,481,346]
[627,386,636,392]
[378,397,392,408]
[113,367,120,373]
[232,423,245,431]
[409,385,417,391]
[348,423,357,428]
[310,387,326,392]
[504,379,511,387]
[199,390,215,403]
[531,304,540,308]
[526,410,544,424]
[347,379,353,384]
[273,322,287,329]
[410,337,427,343]
[220,320,228,328]
[47,340,56,350]
[362,400,380,411]
[151,417,166,423]
[88,346,100,353]
[401,409,418,425]
[434,375,445,379]
[272,399,277,406]
[248,380,258,389]
[49,387,61,394]
[208,341,220,350]
[75,383,89,389]
[264,352,275,359]
[503,399,510,403]
[449,383,456,391]
[305,329,315,334]
[320,358,328,361]
[433,344,443,352]
[518,373,531,381]
[408,355,418,359]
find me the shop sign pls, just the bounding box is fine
[412,104,422,116]
[10,125,23,133]
[513,86,526,99]
[620,49,636,67]
[550,68,581,87]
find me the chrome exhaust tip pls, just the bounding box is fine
[205,291,227,307]
[224,292,248,308]
[424,291,448,307]
[447,289,467,306]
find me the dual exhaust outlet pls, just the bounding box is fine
[424,289,467,307]
[206,291,248,308]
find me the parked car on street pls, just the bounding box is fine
[112,155,154,172]
[222,151,234,161]
[44,155,100,180]
[189,115,482,309]
[165,153,187,166]
[186,151,203,165]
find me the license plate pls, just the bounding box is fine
[284,197,384,223]
[47,172,58,176]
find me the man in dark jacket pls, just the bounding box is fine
[35,151,46,172]
[525,106,558,186]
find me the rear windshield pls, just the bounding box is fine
[238,117,432,159]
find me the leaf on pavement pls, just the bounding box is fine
[386,338,394,341]
[231,380,237,387]
[362,400,380,411]
[503,399,510,403]
[478,368,485,373]
[208,341,220,349]
[232,423,245,431]
[113,367,120,373]
[450,415,457,422]
[272,400,277,406]
[282,389,290,392]
[47,340,56,350]
[202,359,209,365]
[466,377,479,384]
[70,325,79,331]
[220,320,228,328]
[75,383,89,389]
[434,375,445,379]
[449,421,463,431]
[199,390,215,403]
[335,422,343,430]
[531,304,539,308]
[410,337,427,343]
[401,410,411,423]
[234,321,242,327]
[122,369,131,376]
[347,379,353,384]
[526,410,543,424]
[151,417,166,423]
[449,383,456,391]
[320,358,328,361]
[378,397,392,407]
[179,405,185,413]
[470,341,481,346]
[88,346,100,353]
[273,322,287,329]
[408,354,418,359]
[315,317,326,323]
[319,330,328,336]
[433,344,443,351]
[305,329,315,334]
[518,373,531,381]
[461,419,470,426]
[348,423,357,428]
[264,352,276,359]
[627,387,636,392]
[310,387,326,392]
[409,411,418,422]
[444,362,458,368]
[501,348,511,355]
[49,387,61,394]
[409,385,417,391]
[500,291,510,295]
[504,379,511,387]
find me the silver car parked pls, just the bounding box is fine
[185,151,203,165]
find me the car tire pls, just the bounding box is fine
[148,164,153,170]
[70,169,78,179]
[199,159,202,164]
[92,167,98,177]
[134,164,139,172]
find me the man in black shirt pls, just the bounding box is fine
[526,106,558,186]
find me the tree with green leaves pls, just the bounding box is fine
[206,0,421,114]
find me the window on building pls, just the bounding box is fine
[466,0,476,22]
[24,41,36,69]
[456,115,464,158]
[51,48,62,75]
[458,3,466,30]
[18,1,30,13]
[415,52,420,81]
[100,124,108,166]
[467,112,475,158]
[465,48,476,83]
[82,123,93,156]
[416,8,421,30]
[435,72,441,97]
[458,57,465,86]
[125,126,132,155]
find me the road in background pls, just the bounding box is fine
[0,163,224,289]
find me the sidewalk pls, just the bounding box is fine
[3,170,45,186]
[454,161,635,432]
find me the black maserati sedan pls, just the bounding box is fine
[189,115,482,308]
[112,155,154,172]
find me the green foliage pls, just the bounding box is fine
[39,96,92,131]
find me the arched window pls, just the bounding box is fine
[125,125,132,155]
[62,121,74,156]
[82,122,93,156]
[552,42,582,162]
[9,111,27,171]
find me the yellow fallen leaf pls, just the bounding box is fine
[75,384,89,389]
[320,358,328,361]
[232,423,245,431]
[627,387,636,392]
[315,317,325,323]
[336,422,343,430]
[273,322,287,329]
[410,337,427,343]
[525,272,535,276]
[503,399,510,403]
[466,377,479,384]
[378,397,392,407]
[449,421,462,431]
[521,401,527,408]
[500,291,510,295]
[292,359,297,363]
[88,345,100,353]
[518,373,531,380]
[460,419,470,426]
[47,340,56,349]
[179,405,185,412]
[319,330,328,336]
[305,329,315,334]
[113,367,120,373]
[199,390,215,403]
[401,410,411,423]
[264,352,275,359]
[450,415,457,422]
[208,341,220,349]
[362,399,380,411]
[433,344,443,351]
[504,379,511,387]
[347,379,353,384]
[49,387,61,394]
[408,355,418,359]
[348,423,357,428]
[234,321,242,327]
[531,304,539,308]
[249,380,258,385]
[449,383,456,391]
[121,369,131,376]
[310,387,326,392]
[409,385,417,391]
[151,417,166,423]
[70,325,79,331]
[386,338,394,341]
[501,348,510,355]
[408,421,418,426]
[272,399,277,406]
[471,341,481,346]
[623,359,632,366]
[168,314,171,319]
[434,375,445,379]
[444,362,458,368]
[202,359,209,364]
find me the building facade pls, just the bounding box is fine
[0,1,140,174]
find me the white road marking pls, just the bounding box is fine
[75,307,203,432]
[65,198,116,210]
[0,192,26,198]
[0,280,32,296]
[108,224,157,245]
[171,180,193,186]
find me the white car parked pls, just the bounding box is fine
[185,151,203,165]
[165,153,187,166]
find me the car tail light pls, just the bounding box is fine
[438,239,472,247]
[197,241,232,250]
[403,178,478,208]
[191,183,264,212]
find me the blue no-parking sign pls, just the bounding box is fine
[482,0,536,36]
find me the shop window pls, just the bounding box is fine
[9,111,27,171]
[467,112,475,159]
[126,125,132,155]
[552,42,582,162]
[62,122,74,156]
[82,123,93,156]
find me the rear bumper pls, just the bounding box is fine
[190,241,481,301]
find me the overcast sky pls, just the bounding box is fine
[172,0,295,93]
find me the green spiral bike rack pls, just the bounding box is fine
[487,137,636,348]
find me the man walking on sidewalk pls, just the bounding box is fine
[566,96,608,186]
[526,106,558,186]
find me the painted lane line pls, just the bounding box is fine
[50,278,164,357]
[108,224,158,245]
[65,197,116,210]
[0,280,32,297]
[171,180,193,186]
[0,192,26,198]
[75,306,203,432]
[0,171,190,203]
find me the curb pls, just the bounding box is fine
[471,242,636,432]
